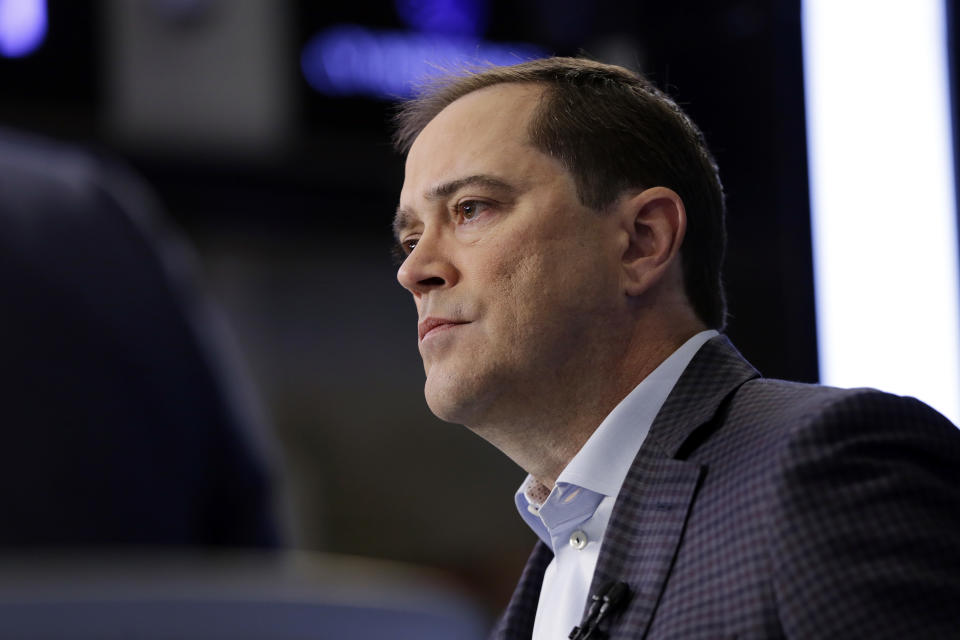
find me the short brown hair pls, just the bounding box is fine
[394,57,727,329]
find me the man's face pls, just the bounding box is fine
[395,83,626,427]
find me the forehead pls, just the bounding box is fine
[401,83,552,196]
[417,82,544,149]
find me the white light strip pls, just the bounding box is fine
[802,0,960,424]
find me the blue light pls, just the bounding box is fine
[301,25,544,100]
[395,0,488,37]
[0,0,47,58]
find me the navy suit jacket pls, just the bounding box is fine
[494,335,960,639]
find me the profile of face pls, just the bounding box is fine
[395,83,629,429]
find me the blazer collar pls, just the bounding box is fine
[643,334,760,457]
[584,334,760,638]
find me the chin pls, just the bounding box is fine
[423,367,498,426]
[424,380,472,425]
[424,396,464,425]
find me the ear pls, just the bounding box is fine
[618,186,687,297]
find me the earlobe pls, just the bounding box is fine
[620,187,687,297]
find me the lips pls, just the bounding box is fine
[418,317,469,342]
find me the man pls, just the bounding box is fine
[391,57,960,639]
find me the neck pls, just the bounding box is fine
[468,315,707,488]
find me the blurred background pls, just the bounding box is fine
[1,0,958,631]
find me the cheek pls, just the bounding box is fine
[483,246,576,337]
[470,210,615,329]
[487,239,545,291]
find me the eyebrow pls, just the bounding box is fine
[393,174,519,240]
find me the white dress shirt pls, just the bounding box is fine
[514,330,718,639]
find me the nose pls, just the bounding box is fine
[396,231,459,296]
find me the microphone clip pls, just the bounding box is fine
[568,580,630,640]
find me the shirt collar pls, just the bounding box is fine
[557,330,719,496]
[515,330,719,540]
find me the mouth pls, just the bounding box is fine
[418,317,469,342]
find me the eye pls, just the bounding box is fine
[456,200,489,222]
[391,237,418,264]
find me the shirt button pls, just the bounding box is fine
[569,530,588,550]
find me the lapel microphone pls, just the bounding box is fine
[568,580,631,640]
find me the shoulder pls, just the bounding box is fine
[0,128,104,203]
[727,378,959,449]
[0,128,160,241]
[688,378,960,502]
[745,383,960,635]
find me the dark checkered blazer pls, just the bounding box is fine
[492,335,960,639]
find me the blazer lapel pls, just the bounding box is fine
[491,541,553,639]
[587,335,759,639]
